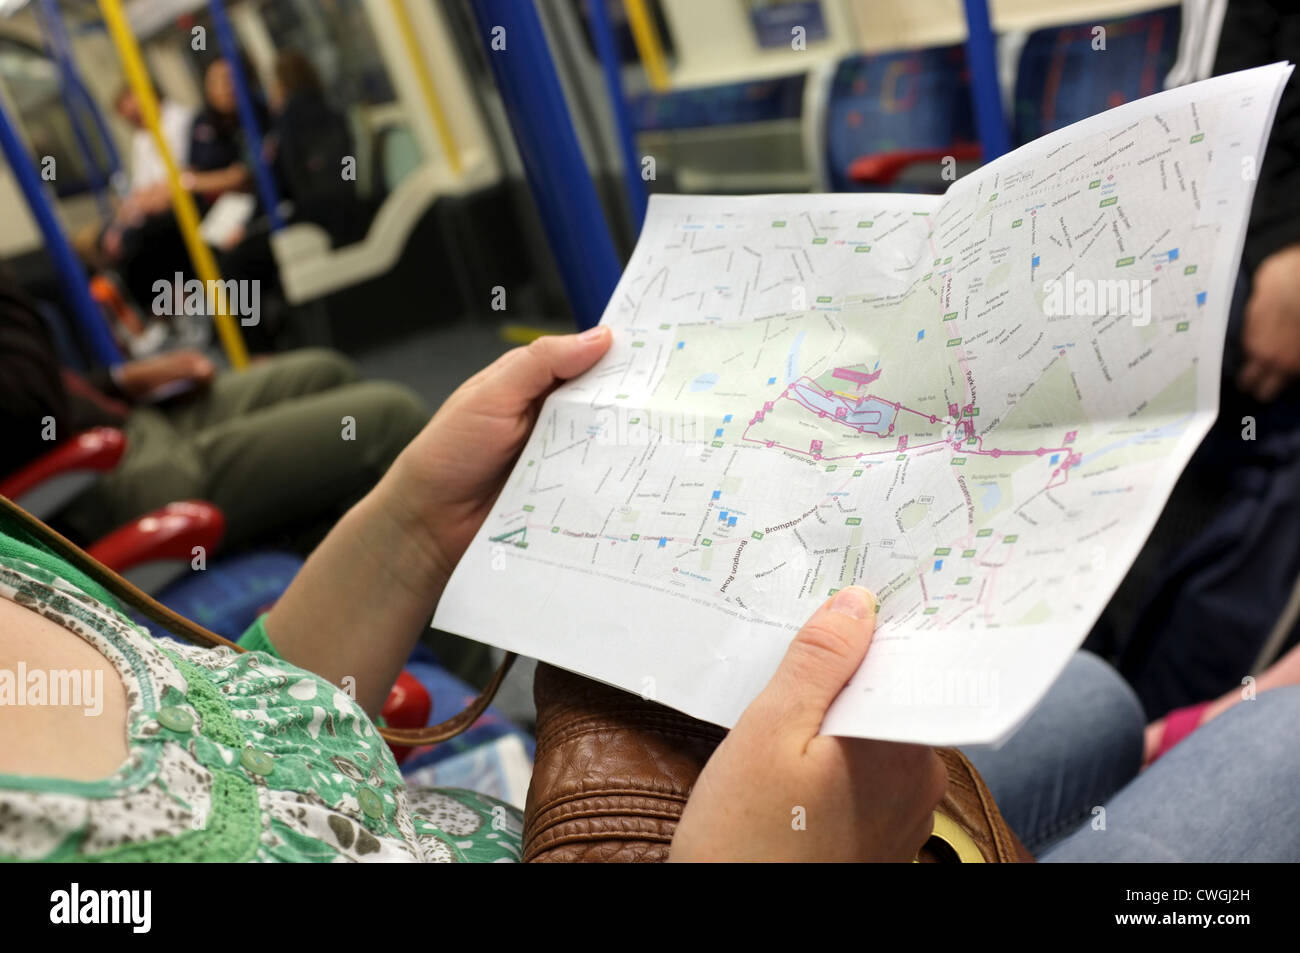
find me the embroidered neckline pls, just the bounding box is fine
[0,558,163,797]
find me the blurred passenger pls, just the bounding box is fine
[183,58,261,209]
[107,85,193,226]
[119,86,195,199]
[1088,0,1300,715]
[98,87,194,313]
[0,275,428,554]
[1214,2,1300,405]
[187,58,284,347]
[1144,638,1300,765]
[266,50,369,246]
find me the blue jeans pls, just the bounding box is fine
[963,652,1300,861]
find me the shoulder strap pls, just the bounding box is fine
[0,495,513,746]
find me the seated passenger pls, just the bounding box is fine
[1087,0,1300,714]
[116,86,195,213]
[265,50,370,247]
[184,57,286,346]
[0,276,427,554]
[97,86,194,312]
[183,58,262,214]
[1,328,1296,862]
[1143,638,1300,766]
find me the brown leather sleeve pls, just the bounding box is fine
[524,663,1033,863]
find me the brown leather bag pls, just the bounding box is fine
[524,663,1033,863]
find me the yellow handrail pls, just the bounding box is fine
[623,0,671,92]
[97,0,249,369]
[388,0,462,175]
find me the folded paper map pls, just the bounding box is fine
[434,64,1293,745]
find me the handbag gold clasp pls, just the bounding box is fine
[914,810,987,863]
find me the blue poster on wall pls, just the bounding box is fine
[747,0,828,49]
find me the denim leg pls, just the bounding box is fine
[1042,685,1300,861]
[961,651,1145,855]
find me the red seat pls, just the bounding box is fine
[0,427,126,514]
[849,143,982,187]
[381,670,433,765]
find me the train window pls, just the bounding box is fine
[0,36,108,197]
[257,0,397,107]
[575,0,676,66]
[142,0,410,245]
[253,0,411,241]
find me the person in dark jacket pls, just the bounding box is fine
[1087,0,1300,738]
[184,58,265,213]
[265,50,370,247]
[1216,2,1300,403]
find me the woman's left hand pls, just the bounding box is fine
[266,326,611,715]
[384,326,612,582]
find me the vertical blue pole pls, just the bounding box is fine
[962,0,1009,160]
[468,0,622,330]
[37,0,114,220]
[586,0,647,233]
[51,11,124,179]
[0,95,122,366]
[60,87,113,221]
[37,1,120,176]
[208,0,285,231]
[71,76,122,180]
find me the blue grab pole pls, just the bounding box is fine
[586,0,648,234]
[962,0,1010,161]
[0,94,122,366]
[37,0,120,175]
[468,0,622,330]
[51,9,124,179]
[60,85,113,221]
[70,75,122,179]
[36,0,114,220]
[208,0,285,231]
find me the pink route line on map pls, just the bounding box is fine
[743,368,1082,622]
[740,374,1079,480]
[502,368,1081,545]
[500,354,1081,616]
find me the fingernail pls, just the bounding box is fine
[579,326,608,342]
[829,586,876,620]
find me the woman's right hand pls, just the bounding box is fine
[669,586,946,862]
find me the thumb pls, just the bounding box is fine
[747,586,877,744]
[487,326,612,413]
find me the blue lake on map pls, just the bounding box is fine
[789,382,897,435]
[978,482,1002,511]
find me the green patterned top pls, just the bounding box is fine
[0,545,522,863]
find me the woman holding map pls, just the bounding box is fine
[2,326,1297,862]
